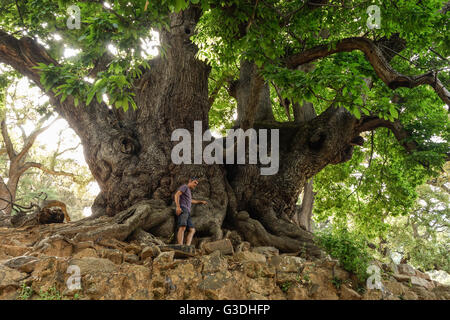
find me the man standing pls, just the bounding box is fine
[174,177,207,246]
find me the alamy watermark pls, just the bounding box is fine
[66,265,81,291]
[366,5,381,29]
[66,5,81,30]
[171,121,279,175]
[366,265,383,290]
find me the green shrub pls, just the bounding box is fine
[39,285,62,300]
[280,281,293,293]
[17,283,33,300]
[315,228,372,282]
[331,276,343,289]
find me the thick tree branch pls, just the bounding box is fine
[55,142,82,158]
[357,116,418,154]
[208,75,233,106]
[0,28,124,150]
[0,29,56,85]
[20,161,75,178]
[15,115,58,163]
[285,37,450,106]
[0,119,16,160]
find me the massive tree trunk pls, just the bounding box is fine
[0,7,441,256]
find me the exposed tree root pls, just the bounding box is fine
[232,210,322,258]
[2,198,323,257]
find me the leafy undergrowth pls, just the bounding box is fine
[315,228,372,282]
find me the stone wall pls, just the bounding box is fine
[0,228,449,300]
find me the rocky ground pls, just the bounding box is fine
[0,224,449,300]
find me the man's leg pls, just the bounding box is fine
[185,228,195,246]
[177,226,186,245]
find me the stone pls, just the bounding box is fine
[153,251,175,265]
[411,285,436,300]
[100,249,123,264]
[269,255,304,273]
[308,268,334,286]
[340,284,362,300]
[41,239,73,257]
[381,262,398,274]
[199,270,249,300]
[69,257,118,274]
[201,251,228,274]
[124,243,142,255]
[393,274,411,282]
[397,264,416,276]
[234,251,266,264]
[402,289,418,300]
[431,285,450,300]
[277,272,302,286]
[390,263,399,274]
[320,259,338,269]
[415,270,431,281]
[333,267,350,281]
[410,276,434,290]
[309,283,339,300]
[73,248,99,259]
[362,289,383,300]
[124,253,140,264]
[0,244,29,257]
[132,228,165,247]
[385,294,401,300]
[170,261,201,283]
[202,239,234,255]
[247,277,276,296]
[235,241,251,253]
[197,270,233,292]
[0,265,28,291]
[383,280,406,296]
[74,241,95,250]
[80,263,152,300]
[29,256,69,292]
[141,245,161,260]
[73,248,98,259]
[249,292,268,300]
[251,246,279,257]
[286,286,309,300]
[159,244,196,258]
[242,261,276,279]
[3,256,39,273]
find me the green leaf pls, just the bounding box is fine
[390,106,399,119]
[96,91,103,104]
[86,89,96,106]
[354,96,364,105]
[174,0,186,12]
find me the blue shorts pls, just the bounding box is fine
[177,207,195,229]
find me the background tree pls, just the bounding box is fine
[0,74,93,218]
[0,0,448,255]
[386,163,449,273]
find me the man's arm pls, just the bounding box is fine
[192,199,207,205]
[174,191,183,215]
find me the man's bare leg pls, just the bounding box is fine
[177,226,186,245]
[185,228,196,246]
